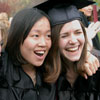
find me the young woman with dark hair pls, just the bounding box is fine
[0,8,61,100]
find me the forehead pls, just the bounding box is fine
[29,16,51,34]
[61,20,82,32]
[34,16,50,26]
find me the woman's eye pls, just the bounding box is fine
[76,31,82,34]
[60,33,69,38]
[33,34,39,37]
[60,34,68,38]
[47,34,51,38]
[61,35,67,38]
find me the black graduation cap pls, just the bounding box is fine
[47,5,82,26]
[34,0,95,11]
[33,0,95,26]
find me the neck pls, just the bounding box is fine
[22,64,36,85]
[65,62,79,87]
[62,57,79,87]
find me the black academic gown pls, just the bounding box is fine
[57,69,100,100]
[0,52,56,100]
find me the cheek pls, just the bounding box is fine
[24,38,37,48]
[84,11,90,16]
[79,35,85,46]
[59,39,67,51]
[20,39,35,54]
[47,40,52,49]
[20,43,27,56]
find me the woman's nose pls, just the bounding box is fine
[69,35,77,44]
[39,37,46,46]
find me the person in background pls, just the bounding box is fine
[9,17,13,25]
[79,2,100,51]
[0,12,9,56]
[0,12,10,29]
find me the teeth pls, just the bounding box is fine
[35,51,45,55]
[36,51,44,54]
[67,47,78,51]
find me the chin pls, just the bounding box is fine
[34,61,44,67]
[69,57,80,62]
[70,59,79,62]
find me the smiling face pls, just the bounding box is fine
[80,5,93,17]
[20,16,51,67]
[59,20,85,62]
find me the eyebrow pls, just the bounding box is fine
[60,32,68,35]
[75,29,82,31]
